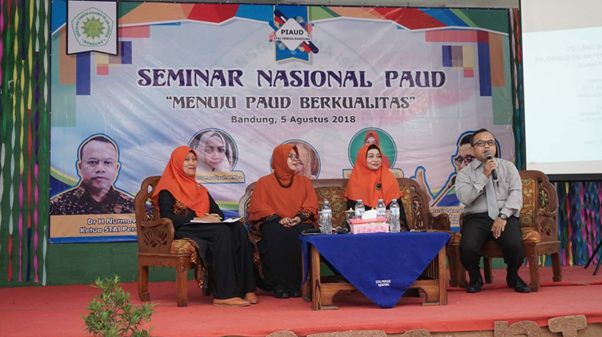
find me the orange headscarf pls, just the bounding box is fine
[345,144,402,208]
[152,146,210,217]
[248,144,318,221]
[364,130,391,168]
[364,130,380,145]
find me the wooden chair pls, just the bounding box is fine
[447,170,562,291]
[135,176,209,307]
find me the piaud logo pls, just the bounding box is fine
[270,8,319,62]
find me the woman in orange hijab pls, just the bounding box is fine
[248,144,318,299]
[345,144,408,229]
[152,146,256,307]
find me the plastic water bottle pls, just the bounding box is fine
[389,199,401,233]
[376,199,386,218]
[355,199,365,218]
[322,200,333,234]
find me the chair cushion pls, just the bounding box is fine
[450,232,462,245]
[170,239,195,255]
[521,228,541,243]
[315,186,347,228]
[519,177,537,228]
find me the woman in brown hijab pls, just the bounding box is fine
[248,144,318,299]
[152,146,256,307]
[345,144,408,230]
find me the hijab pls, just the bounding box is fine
[345,144,402,208]
[248,144,318,221]
[152,146,210,217]
[364,130,380,145]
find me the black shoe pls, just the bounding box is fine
[508,277,531,293]
[290,290,302,298]
[466,276,483,293]
[274,288,290,299]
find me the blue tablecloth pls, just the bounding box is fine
[300,232,451,308]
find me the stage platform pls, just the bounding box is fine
[1,266,601,337]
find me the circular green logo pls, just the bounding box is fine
[72,8,113,47]
[348,128,397,166]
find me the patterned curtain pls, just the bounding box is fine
[0,0,50,285]
[557,182,602,266]
[509,8,525,171]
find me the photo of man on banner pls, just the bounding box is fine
[50,134,134,215]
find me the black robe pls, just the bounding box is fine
[158,190,255,299]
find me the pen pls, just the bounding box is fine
[205,213,223,220]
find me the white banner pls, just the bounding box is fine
[51,3,514,242]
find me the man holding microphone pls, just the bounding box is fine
[456,128,530,294]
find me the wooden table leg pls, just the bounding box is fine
[437,247,447,305]
[310,244,322,310]
[301,251,311,302]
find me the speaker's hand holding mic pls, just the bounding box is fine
[484,150,498,180]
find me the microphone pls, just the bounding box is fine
[485,151,497,180]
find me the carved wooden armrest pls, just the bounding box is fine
[427,212,451,231]
[138,218,176,252]
[535,209,558,240]
[140,217,174,229]
[537,209,557,219]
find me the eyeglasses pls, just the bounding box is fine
[288,154,300,161]
[474,140,496,147]
[454,155,474,166]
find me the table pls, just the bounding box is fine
[300,231,450,310]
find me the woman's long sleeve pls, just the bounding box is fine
[158,190,194,228]
[347,199,358,212]
[207,193,225,219]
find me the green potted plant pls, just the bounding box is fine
[83,275,156,337]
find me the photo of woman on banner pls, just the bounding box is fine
[152,146,256,307]
[363,130,391,168]
[282,140,320,179]
[189,129,237,172]
[248,144,318,299]
[49,134,134,215]
[349,128,394,168]
[345,144,408,230]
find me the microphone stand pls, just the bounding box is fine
[431,176,456,206]
[584,240,602,276]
